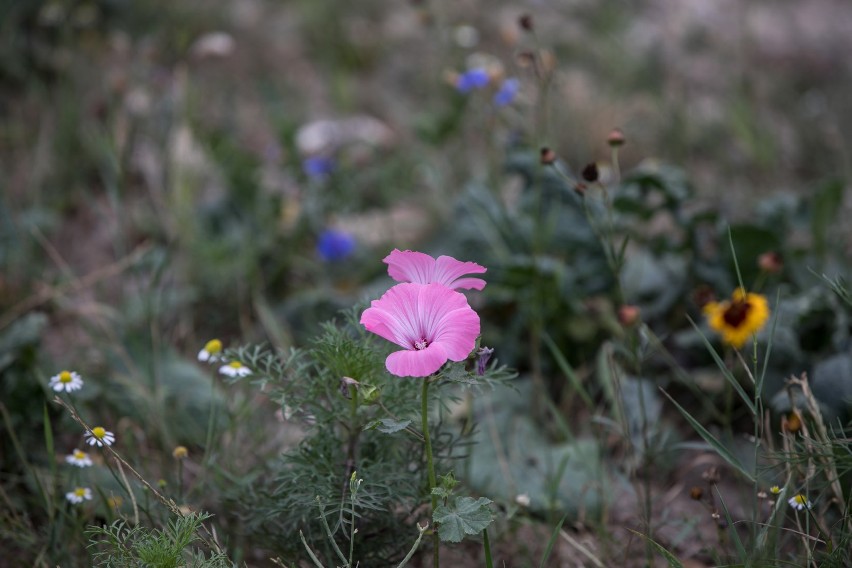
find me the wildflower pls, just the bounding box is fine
[65,449,93,468]
[197,339,223,362]
[303,155,335,179]
[317,229,356,262]
[361,282,480,377]
[493,78,519,107]
[85,426,115,447]
[769,485,782,495]
[515,493,531,507]
[456,68,490,93]
[49,370,84,393]
[788,494,811,511]
[66,487,93,504]
[383,249,487,291]
[219,360,251,378]
[703,288,770,348]
[172,446,188,460]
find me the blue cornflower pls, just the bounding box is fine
[493,78,519,107]
[317,229,356,262]
[303,156,335,179]
[456,68,490,93]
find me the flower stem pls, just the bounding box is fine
[421,378,439,568]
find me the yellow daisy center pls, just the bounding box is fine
[792,494,808,506]
[74,488,87,497]
[74,450,86,459]
[204,339,223,354]
[92,427,106,439]
[59,371,73,383]
[228,361,243,369]
[769,485,781,495]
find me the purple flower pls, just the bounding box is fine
[475,347,494,375]
[317,230,356,261]
[456,68,490,93]
[303,156,335,179]
[493,78,519,107]
[361,283,481,377]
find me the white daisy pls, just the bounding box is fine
[66,487,93,504]
[48,370,84,393]
[85,426,115,447]
[198,339,223,362]
[788,494,812,511]
[219,360,251,378]
[65,449,93,467]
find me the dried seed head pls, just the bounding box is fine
[581,162,599,182]
[607,128,626,147]
[689,486,704,500]
[783,411,802,433]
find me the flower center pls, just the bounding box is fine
[92,427,106,439]
[414,338,428,350]
[722,300,751,328]
[793,494,807,505]
[59,371,72,383]
[74,488,86,497]
[204,339,222,354]
[228,361,243,369]
[74,450,85,459]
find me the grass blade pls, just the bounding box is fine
[660,389,755,482]
[539,514,567,568]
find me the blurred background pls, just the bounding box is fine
[2,0,852,565]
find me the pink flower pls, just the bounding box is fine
[384,249,487,291]
[361,283,480,377]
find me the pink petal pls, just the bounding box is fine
[386,344,449,377]
[383,249,487,290]
[360,283,481,377]
[432,255,487,290]
[384,249,437,285]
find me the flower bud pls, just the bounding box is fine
[758,251,783,274]
[618,305,641,327]
[172,446,189,460]
[360,384,381,404]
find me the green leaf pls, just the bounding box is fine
[363,418,411,434]
[433,497,494,543]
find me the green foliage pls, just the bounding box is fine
[433,497,494,543]
[223,309,511,563]
[86,512,230,568]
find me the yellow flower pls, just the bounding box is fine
[172,446,188,459]
[703,288,770,348]
[769,485,782,495]
[788,494,811,511]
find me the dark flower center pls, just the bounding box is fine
[723,300,751,328]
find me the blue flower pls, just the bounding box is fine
[456,68,490,93]
[493,78,519,107]
[303,156,335,179]
[317,230,356,262]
